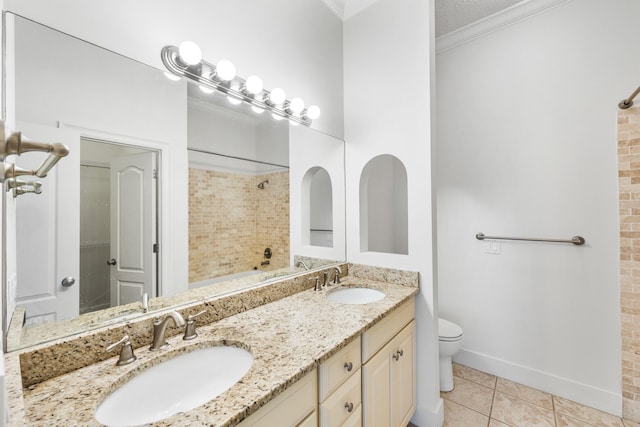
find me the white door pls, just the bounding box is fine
[109,152,157,306]
[14,122,80,324]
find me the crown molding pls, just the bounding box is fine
[436,0,571,54]
[320,0,345,20]
[344,0,384,20]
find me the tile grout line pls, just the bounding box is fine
[441,377,494,424]
[451,368,625,427]
[488,384,496,427]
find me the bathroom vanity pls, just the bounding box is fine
[4,265,418,427]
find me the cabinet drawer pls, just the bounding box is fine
[298,410,318,427]
[238,369,317,427]
[341,408,362,427]
[319,336,362,401]
[362,299,414,362]
[319,368,362,427]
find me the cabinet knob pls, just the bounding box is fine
[393,349,403,361]
[344,361,353,372]
[344,402,354,413]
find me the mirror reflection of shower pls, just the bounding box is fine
[257,179,269,189]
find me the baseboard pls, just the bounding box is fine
[455,349,622,417]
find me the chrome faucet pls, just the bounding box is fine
[150,311,185,351]
[296,260,310,270]
[106,334,137,366]
[328,266,342,284]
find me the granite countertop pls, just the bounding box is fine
[11,276,418,426]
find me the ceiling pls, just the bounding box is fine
[321,0,527,36]
[434,0,524,37]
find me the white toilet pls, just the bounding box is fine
[438,318,464,392]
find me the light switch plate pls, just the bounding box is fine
[483,240,501,254]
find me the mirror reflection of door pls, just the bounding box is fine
[14,123,80,325]
[80,139,158,314]
[309,167,333,248]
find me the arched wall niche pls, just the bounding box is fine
[301,166,333,248]
[359,154,408,255]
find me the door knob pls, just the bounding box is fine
[107,258,117,266]
[61,277,76,287]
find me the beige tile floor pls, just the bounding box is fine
[439,363,639,427]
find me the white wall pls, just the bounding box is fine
[344,0,441,424]
[187,97,289,170]
[436,0,640,415]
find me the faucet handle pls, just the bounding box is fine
[106,335,137,366]
[183,310,207,340]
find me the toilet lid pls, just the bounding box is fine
[439,318,463,341]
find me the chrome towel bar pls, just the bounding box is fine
[475,232,585,246]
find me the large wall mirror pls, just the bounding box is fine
[3,13,345,351]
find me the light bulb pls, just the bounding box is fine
[199,85,214,94]
[272,113,284,121]
[289,97,305,114]
[245,75,263,95]
[178,41,202,65]
[163,71,181,81]
[252,106,265,114]
[305,105,321,120]
[269,88,286,105]
[216,60,236,81]
[289,119,300,127]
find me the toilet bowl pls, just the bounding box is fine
[439,318,463,392]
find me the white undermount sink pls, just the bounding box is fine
[94,345,253,426]
[327,287,386,304]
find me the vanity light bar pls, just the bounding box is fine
[160,44,321,126]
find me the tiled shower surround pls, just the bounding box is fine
[619,106,640,421]
[188,168,289,283]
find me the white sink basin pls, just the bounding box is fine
[95,345,253,426]
[327,287,385,304]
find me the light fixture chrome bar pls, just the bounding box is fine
[161,45,312,126]
[619,86,640,109]
[475,232,585,246]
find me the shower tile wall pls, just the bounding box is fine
[618,106,640,421]
[188,168,289,283]
[255,170,290,272]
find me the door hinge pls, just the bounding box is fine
[153,169,158,179]
[153,243,159,253]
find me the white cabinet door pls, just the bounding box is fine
[362,320,416,427]
[391,321,416,427]
[362,344,391,427]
